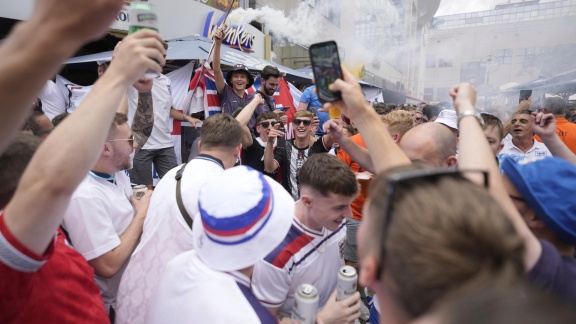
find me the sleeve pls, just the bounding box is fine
[273,142,286,169]
[312,137,330,154]
[40,80,67,121]
[252,259,292,309]
[0,211,58,322]
[528,239,576,303]
[337,145,353,167]
[165,76,174,107]
[299,89,311,104]
[61,195,121,261]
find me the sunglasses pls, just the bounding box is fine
[259,121,278,128]
[294,118,312,126]
[375,168,489,280]
[107,134,136,146]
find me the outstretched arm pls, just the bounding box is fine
[237,94,264,148]
[212,26,227,94]
[4,29,165,255]
[451,83,541,270]
[325,66,411,173]
[0,0,125,153]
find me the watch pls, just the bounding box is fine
[458,111,485,127]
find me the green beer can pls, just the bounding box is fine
[129,2,158,33]
[129,2,160,78]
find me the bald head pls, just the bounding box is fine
[399,122,458,167]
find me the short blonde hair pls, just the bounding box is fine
[381,110,414,137]
[294,110,313,119]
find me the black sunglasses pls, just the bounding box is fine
[375,168,489,280]
[259,121,278,128]
[294,118,312,126]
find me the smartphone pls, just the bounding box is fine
[519,90,532,103]
[282,106,291,112]
[309,41,343,104]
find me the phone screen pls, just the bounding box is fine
[309,41,343,103]
[519,90,532,103]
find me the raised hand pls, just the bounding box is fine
[133,78,154,93]
[449,83,477,113]
[107,29,165,86]
[322,66,369,121]
[531,112,557,139]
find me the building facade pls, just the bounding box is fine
[424,0,576,104]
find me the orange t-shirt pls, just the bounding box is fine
[337,134,369,221]
[534,118,576,154]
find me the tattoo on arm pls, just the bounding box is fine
[132,92,154,153]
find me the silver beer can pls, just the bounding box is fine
[291,284,319,324]
[336,265,358,301]
[132,184,148,200]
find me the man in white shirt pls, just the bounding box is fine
[116,114,243,324]
[61,111,153,314]
[253,154,362,323]
[127,51,201,190]
[498,110,551,167]
[146,165,294,323]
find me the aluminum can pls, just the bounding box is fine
[129,2,160,78]
[132,184,148,200]
[336,265,358,301]
[291,284,319,324]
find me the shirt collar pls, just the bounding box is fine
[195,154,224,169]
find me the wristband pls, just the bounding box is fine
[458,111,485,127]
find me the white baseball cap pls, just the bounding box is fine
[193,166,294,271]
[434,109,458,130]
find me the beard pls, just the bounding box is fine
[263,85,276,96]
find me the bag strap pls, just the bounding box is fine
[175,163,193,229]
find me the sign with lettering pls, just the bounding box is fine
[203,11,256,52]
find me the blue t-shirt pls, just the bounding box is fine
[300,86,329,136]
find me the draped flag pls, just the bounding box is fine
[187,63,222,117]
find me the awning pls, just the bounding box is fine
[65,35,311,83]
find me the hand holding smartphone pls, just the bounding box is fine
[309,41,343,104]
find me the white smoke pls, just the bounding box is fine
[227,2,323,46]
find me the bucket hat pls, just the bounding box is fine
[193,166,294,271]
[226,64,254,89]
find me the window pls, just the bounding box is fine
[517,47,536,62]
[424,88,434,102]
[426,55,436,68]
[496,49,513,65]
[439,59,453,67]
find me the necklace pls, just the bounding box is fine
[306,234,326,253]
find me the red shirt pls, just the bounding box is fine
[0,211,109,323]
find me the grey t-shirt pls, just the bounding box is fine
[218,85,253,115]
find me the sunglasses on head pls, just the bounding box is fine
[107,134,136,146]
[259,121,278,128]
[294,118,312,126]
[375,168,489,280]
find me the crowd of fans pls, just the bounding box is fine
[0,1,575,324]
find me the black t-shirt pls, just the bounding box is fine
[242,136,267,173]
[274,138,328,200]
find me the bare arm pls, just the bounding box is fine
[337,136,375,173]
[0,0,124,153]
[131,79,154,153]
[212,26,226,94]
[532,112,576,165]
[264,129,283,173]
[326,66,411,173]
[297,101,309,111]
[4,30,165,255]
[451,83,541,270]
[89,191,151,278]
[170,107,201,127]
[237,94,264,149]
